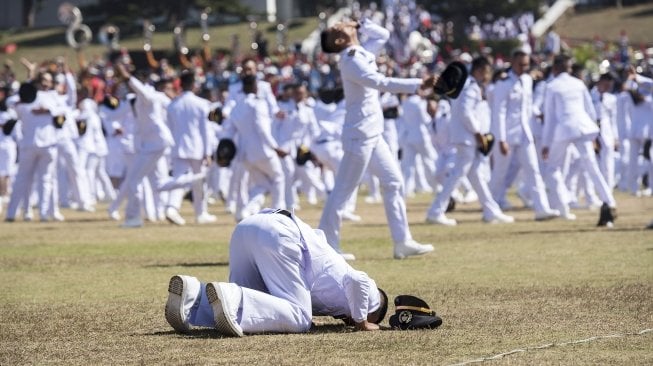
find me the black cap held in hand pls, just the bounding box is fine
[434,61,468,99]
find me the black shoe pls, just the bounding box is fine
[597,203,617,227]
[446,197,456,213]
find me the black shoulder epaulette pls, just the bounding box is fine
[347,49,356,57]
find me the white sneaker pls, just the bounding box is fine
[196,213,217,224]
[339,252,356,261]
[394,240,434,259]
[341,211,362,222]
[206,282,244,337]
[121,217,143,228]
[483,213,515,224]
[108,210,121,221]
[51,211,65,222]
[426,214,457,226]
[534,209,560,221]
[78,204,96,212]
[165,275,201,333]
[165,207,186,226]
[561,212,577,221]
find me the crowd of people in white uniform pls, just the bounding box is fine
[0,9,651,236]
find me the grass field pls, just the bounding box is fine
[1,190,651,365]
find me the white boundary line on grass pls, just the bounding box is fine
[448,328,653,366]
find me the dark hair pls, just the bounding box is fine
[598,72,615,82]
[242,75,257,94]
[553,54,572,71]
[321,30,337,53]
[179,70,195,90]
[471,56,491,73]
[511,49,529,59]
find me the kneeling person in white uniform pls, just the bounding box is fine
[164,208,387,336]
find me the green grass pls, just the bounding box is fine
[557,3,653,46]
[0,17,319,72]
[1,190,652,365]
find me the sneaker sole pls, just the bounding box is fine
[206,283,244,337]
[165,276,189,333]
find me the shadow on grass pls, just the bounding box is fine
[145,262,229,268]
[137,323,353,338]
[626,7,653,18]
[512,227,647,235]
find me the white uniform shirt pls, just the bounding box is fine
[449,78,485,146]
[167,91,212,160]
[339,19,422,141]
[14,91,59,149]
[399,94,432,146]
[491,71,534,145]
[288,211,381,322]
[223,93,279,163]
[542,72,598,148]
[224,79,279,118]
[128,77,174,153]
[590,87,618,147]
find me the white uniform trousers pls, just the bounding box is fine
[58,141,91,207]
[597,141,616,192]
[279,155,296,210]
[544,138,616,214]
[427,145,504,219]
[616,139,630,191]
[190,212,312,333]
[311,141,358,213]
[241,157,285,213]
[490,141,554,215]
[6,146,56,220]
[168,158,207,216]
[627,138,653,194]
[401,141,436,196]
[86,154,116,202]
[319,135,411,249]
[123,150,166,221]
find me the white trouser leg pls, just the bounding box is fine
[543,141,572,214]
[367,137,412,244]
[124,150,165,221]
[427,144,474,217]
[319,137,376,249]
[574,139,616,206]
[517,141,553,214]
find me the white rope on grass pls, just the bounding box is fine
[448,328,653,366]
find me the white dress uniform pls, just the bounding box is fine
[273,98,300,210]
[223,78,280,220]
[626,75,653,195]
[426,78,511,223]
[185,209,383,334]
[490,71,556,219]
[318,18,428,254]
[99,99,135,180]
[590,87,618,190]
[6,91,59,221]
[615,90,632,191]
[0,108,18,179]
[52,73,93,212]
[166,90,212,219]
[109,77,193,225]
[78,98,115,203]
[541,72,617,216]
[399,94,436,196]
[223,93,285,215]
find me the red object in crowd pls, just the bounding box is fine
[2,43,17,54]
